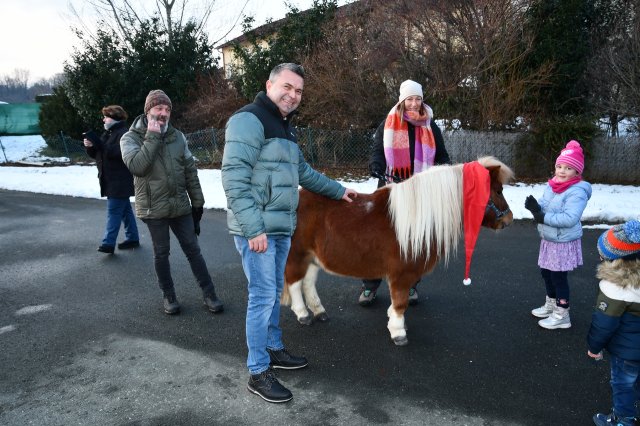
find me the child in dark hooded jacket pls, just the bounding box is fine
[587,220,640,426]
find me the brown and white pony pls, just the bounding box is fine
[282,157,514,345]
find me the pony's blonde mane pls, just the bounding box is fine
[387,157,512,263]
[477,156,514,184]
[388,164,464,264]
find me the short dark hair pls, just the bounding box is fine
[269,63,305,81]
[102,105,128,121]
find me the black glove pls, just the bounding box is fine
[524,195,540,213]
[192,206,203,236]
[370,170,386,181]
[531,210,545,224]
[371,170,401,184]
[524,195,544,223]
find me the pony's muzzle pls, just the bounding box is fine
[498,212,514,228]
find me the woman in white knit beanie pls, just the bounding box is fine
[358,79,451,307]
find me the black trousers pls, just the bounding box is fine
[143,213,215,296]
[362,279,419,291]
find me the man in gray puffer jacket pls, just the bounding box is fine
[121,89,223,316]
[222,63,357,404]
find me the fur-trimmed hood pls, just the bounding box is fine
[597,259,640,304]
[597,259,640,289]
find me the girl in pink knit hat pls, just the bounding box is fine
[524,140,592,329]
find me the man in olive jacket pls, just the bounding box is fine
[222,63,357,403]
[120,90,223,316]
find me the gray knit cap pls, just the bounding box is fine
[144,90,172,114]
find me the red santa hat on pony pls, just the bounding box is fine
[461,161,491,285]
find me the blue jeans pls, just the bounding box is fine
[143,214,215,296]
[102,197,139,247]
[234,235,291,375]
[609,354,640,418]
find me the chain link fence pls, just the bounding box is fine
[52,127,640,184]
[185,128,226,165]
[46,132,86,161]
[588,135,640,183]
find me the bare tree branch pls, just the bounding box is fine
[210,0,250,46]
[378,0,552,129]
[68,0,217,49]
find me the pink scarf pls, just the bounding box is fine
[548,176,582,193]
[382,104,436,180]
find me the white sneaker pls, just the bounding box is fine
[531,296,555,318]
[538,306,571,329]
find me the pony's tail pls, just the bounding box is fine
[281,283,292,306]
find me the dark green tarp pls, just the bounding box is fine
[0,104,41,135]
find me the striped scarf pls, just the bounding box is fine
[382,104,436,181]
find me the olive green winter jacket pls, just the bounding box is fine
[120,114,204,219]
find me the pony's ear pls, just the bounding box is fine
[487,165,501,184]
[486,165,513,185]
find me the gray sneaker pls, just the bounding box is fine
[538,306,571,329]
[358,288,377,306]
[531,296,555,318]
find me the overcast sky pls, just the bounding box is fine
[0,0,335,84]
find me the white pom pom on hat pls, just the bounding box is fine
[461,161,491,285]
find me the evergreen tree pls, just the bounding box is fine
[41,17,215,137]
[39,85,85,141]
[230,0,338,100]
[524,0,598,117]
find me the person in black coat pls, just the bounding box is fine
[84,105,139,254]
[359,79,451,307]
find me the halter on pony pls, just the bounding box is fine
[486,198,511,219]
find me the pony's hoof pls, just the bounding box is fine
[392,336,409,346]
[314,312,330,322]
[297,315,313,326]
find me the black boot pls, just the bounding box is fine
[247,369,292,403]
[203,291,224,314]
[117,240,140,250]
[97,244,115,254]
[163,293,180,315]
[267,348,308,370]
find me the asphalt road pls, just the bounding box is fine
[0,189,612,426]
